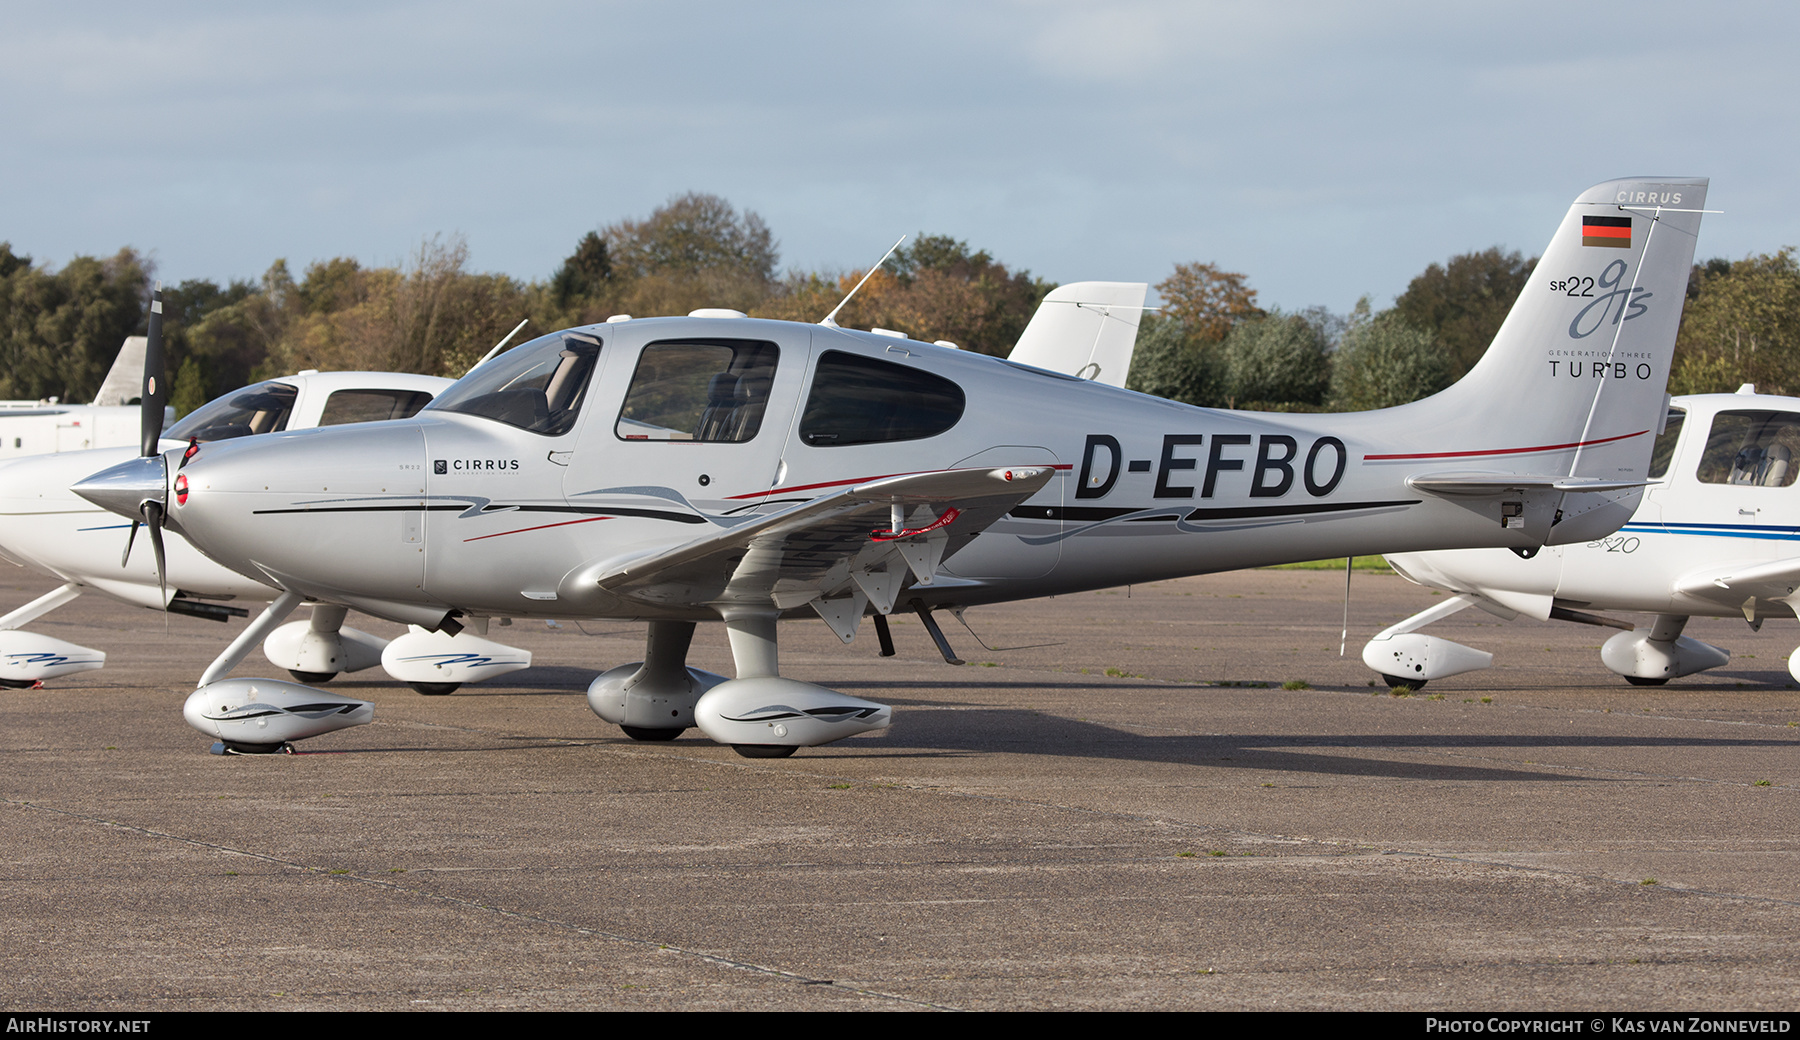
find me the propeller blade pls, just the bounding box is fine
[140,287,167,458]
[143,501,168,604]
[121,520,140,568]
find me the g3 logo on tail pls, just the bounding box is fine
[1570,260,1652,339]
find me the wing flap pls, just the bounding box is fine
[588,467,1056,609]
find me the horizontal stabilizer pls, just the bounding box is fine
[1406,473,1647,496]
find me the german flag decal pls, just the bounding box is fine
[1582,215,1631,248]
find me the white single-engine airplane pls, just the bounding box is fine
[1363,384,1800,689]
[77,178,1709,756]
[1,280,1147,696]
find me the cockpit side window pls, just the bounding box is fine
[318,389,435,426]
[799,350,965,447]
[1647,407,1685,480]
[428,330,602,436]
[1696,410,1800,487]
[615,340,780,442]
[166,382,299,442]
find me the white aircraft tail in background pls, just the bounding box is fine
[1008,281,1148,387]
[0,336,172,458]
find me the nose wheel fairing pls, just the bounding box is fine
[183,678,373,751]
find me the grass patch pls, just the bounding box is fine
[1264,556,1393,572]
[1281,680,1310,691]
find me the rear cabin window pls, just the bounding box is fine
[799,350,965,447]
[318,388,435,426]
[615,340,779,443]
[1696,410,1800,487]
[1647,408,1685,480]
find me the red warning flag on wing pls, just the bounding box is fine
[1582,215,1631,248]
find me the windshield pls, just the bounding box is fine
[428,329,602,436]
[166,381,298,442]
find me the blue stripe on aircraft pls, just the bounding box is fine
[76,524,133,531]
[1621,522,1800,541]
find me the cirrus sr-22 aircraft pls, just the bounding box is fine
[77,177,1710,758]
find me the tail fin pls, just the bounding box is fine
[1380,177,1708,541]
[91,336,148,406]
[1008,281,1148,388]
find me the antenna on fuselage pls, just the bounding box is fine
[465,318,531,376]
[819,235,907,329]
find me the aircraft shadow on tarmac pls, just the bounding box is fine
[240,649,1800,779]
[283,671,1800,783]
[838,709,1798,781]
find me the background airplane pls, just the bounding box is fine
[0,369,547,691]
[1364,384,1800,688]
[0,336,172,459]
[76,178,1709,756]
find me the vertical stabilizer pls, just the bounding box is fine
[1407,177,1707,477]
[1371,177,1709,544]
[91,337,148,406]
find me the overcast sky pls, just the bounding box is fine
[3,1,1793,314]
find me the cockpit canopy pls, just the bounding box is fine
[167,382,298,442]
[166,380,438,443]
[428,329,602,436]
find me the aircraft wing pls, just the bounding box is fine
[1672,557,1800,617]
[587,467,1057,616]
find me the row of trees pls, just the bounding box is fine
[1125,248,1534,411]
[3,193,1797,415]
